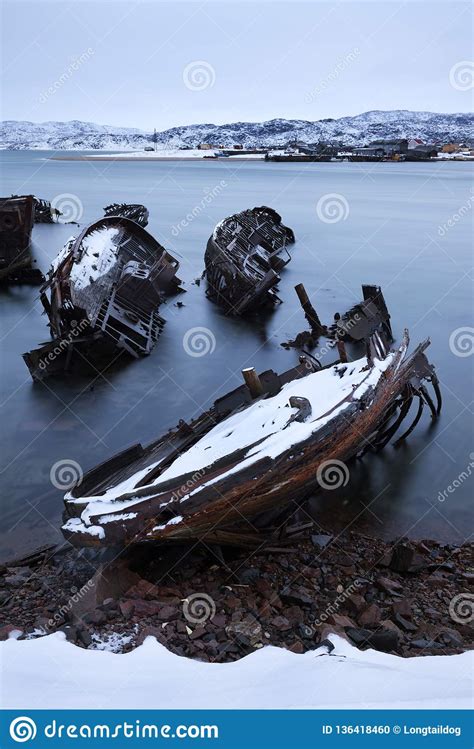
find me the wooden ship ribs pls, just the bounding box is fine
[23,216,182,380]
[62,330,441,549]
[103,203,149,228]
[204,206,295,314]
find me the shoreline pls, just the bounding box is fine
[50,155,266,162]
[48,154,473,163]
[1,524,472,661]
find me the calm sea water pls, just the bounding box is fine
[0,151,472,561]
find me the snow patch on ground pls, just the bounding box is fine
[90,631,135,653]
[0,633,471,709]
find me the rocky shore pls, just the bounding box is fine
[1,525,472,661]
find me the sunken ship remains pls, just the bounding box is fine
[0,196,45,284]
[204,206,295,314]
[62,329,441,549]
[23,215,182,380]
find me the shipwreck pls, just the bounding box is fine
[61,329,441,549]
[23,215,182,380]
[0,195,45,284]
[103,203,149,227]
[33,196,61,223]
[204,206,295,314]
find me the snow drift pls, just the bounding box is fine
[0,633,471,710]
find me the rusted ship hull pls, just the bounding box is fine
[0,196,44,284]
[204,206,295,314]
[23,216,182,380]
[328,284,393,342]
[62,330,441,549]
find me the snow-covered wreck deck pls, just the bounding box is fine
[23,215,183,380]
[62,330,441,549]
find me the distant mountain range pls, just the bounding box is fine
[1,111,472,151]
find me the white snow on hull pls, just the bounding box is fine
[0,633,471,710]
[66,353,395,508]
[69,227,120,290]
[64,352,394,539]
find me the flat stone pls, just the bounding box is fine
[155,605,179,622]
[358,604,382,627]
[311,534,333,549]
[393,613,418,632]
[345,594,366,615]
[392,599,412,618]
[238,568,260,585]
[225,619,262,646]
[328,614,355,628]
[270,615,292,632]
[4,575,28,588]
[189,626,207,641]
[409,638,441,649]
[125,579,159,600]
[131,599,165,617]
[281,587,313,607]
[119,600,135,619]
[288,640,304,654]
[376,576,403,595]
[346,627,399,653]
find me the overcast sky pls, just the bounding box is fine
[1,1,472,131]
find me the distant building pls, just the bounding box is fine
[233,144,244,150]
[406,145,438,159]
[369,139,408,155]
[198,143,213,150]
[407,138,424,149]
[352,146,385,158]
[441,143,460,153]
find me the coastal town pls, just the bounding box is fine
[89,136,474,162]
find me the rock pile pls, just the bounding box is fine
[0,530,472,661]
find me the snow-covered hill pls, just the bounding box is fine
[1,111,473,151]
